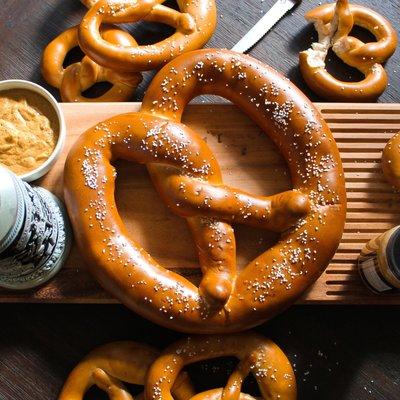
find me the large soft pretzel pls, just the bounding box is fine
[42,25,142,102]
[78,0,217,72]
[64,49,346,333]
[299,0,397,101]
[58,341,195,400]
[146,333,297,400]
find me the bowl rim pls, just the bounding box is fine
[0,79,66,182]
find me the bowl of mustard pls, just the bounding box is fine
[0,80,66,182]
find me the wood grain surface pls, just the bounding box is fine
[0,1,399,399]
[1,102,400,305]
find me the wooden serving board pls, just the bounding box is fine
[1,103,400,304]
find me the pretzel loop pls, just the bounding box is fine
[145,333,297,400]
[64,49,346,333]
[58,341,195,400]
[80,0,194,33]
[78,0,217,72]
[42,25,142,102]
[299,0,397,101]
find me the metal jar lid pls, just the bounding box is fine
[0,167,25,254]
[0,167,72,290]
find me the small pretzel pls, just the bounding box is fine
[299,0,397,102]
[58,341,195,400]
[42,25,142,102]
[78,0,217,72]
[64,49,346,333]
[382,132,400,190]
[145,333,297,400]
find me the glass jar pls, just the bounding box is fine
[358,226,400,293]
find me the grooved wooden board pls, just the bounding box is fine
[1,102,400,304]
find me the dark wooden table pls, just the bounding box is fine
[0,1,400,399]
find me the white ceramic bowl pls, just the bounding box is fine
[0,79,66,182]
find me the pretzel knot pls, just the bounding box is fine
[42,25,142,102]
[64,49,346,333]
[299,0,397,102]
[58,341,195,400]
[145,333,297,400]
[78,0,217,72]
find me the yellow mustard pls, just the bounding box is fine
[0,89,58,175]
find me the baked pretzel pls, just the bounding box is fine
[382,131,400,190]
[78,0,217,72]
[80,0,98,7]
[146,333,297,400]
[42,25,142,102]
[58,341,195,400]
[299,0,397,102]
[64,49,346,333]
[190,389,257,400]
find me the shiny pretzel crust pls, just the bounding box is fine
[299,0,397,102]
[64,49,346,333]
[382,131,400,190]
[78,0,217,72]
[146,333,297,400]
[42,25,142,102]
[58,341,195,400]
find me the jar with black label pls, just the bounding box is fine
[358,226,400,293]
[0,166,71,289]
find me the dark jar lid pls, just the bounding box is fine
[386,226,400,282]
